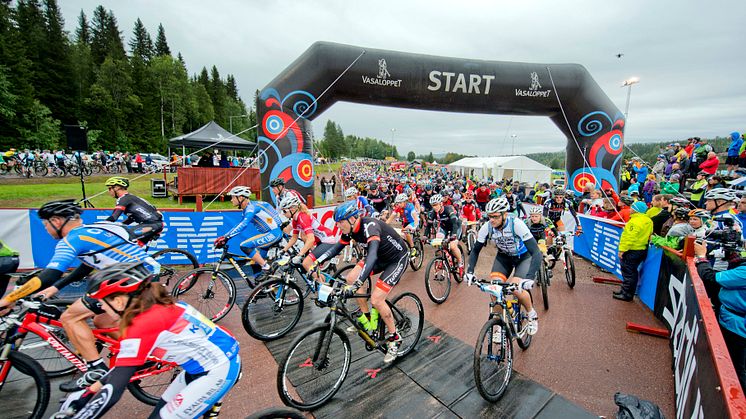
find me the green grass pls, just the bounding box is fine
[0,174,235,210]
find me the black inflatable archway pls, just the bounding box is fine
[257,42,625,203]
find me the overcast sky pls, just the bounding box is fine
[61,0,746,156]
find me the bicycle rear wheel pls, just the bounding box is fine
[171,268,236,322]
[127,363,183,406]
[276,324,351,410]
[565,249,576,289]
[241,278,304,341]
[473,317,513,402]
[409,239,424,271]
[424,257,451,304]
[34,164,48,177]
[151,248,199,292]
[1,350,50,419]
[389,292,424,357]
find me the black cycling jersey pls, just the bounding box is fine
[542,198,578,223]
[367,191,389,213]
[107,193,162,224]
[420,191,436,212]
[527,220,557,242]
[503,193,526,217]
[427,205,461,237]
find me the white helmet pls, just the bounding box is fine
[227,186,251,197]
[394,193,409,204]
[279,194,302,210]
[485,197,510,214]
[429,194,443,205]
[528,205,543,215]
[344,187,358,198]
[704,187,737,202]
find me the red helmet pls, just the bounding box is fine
[87,262,154,300]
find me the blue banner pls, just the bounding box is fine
[638,245,663,310]
[574,215,622,278]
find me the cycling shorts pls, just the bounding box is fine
[490,252,532,281]
[438,227,462,241]
[356,251,409,293]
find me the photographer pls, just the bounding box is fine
[694,241,746,392]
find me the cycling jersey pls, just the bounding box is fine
[292,212,338,244]
[276,188,305,208]
[461,201,481,222]
[355,195,374,216]
[107,193,162,225]
[367,191,388,213]
[527,219,557,242]
[225,201,283,239]
[475,215,534,257]
[542,198,578,224]
[503,193,526,217]
[427,205,461,237]
[394,202,419,228]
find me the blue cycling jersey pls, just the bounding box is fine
[402,202,418,227]
[46,222,160,273]
[356,196,373,216]
[225,201,283,240]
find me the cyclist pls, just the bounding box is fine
[460,190,482,239]
[367,183,389,216]
[270,178,305,207]
[345,186,374,216]
[54,262,240,418]
[426,194,464,278]
[0,199,160,392]
[542,188,580,233]
[214,186,283,280]
[104,176,164,243]
[503,188,527,218]
[464,197,542,335]
[688,209,712,238]
[386,193,420,257]
[278,194,338,276]
[20,148,35,177]
[526,205,557,256]
[317,201,410,363]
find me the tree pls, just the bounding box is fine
[19,99,61,149]
[40,0,75,123]
[75,10,89,44]
[407,151,415,161]
[154,23,170,56]
[209,66,227,125]
[89,6,109,64]
[128,18,153,61]
[226,74,238,101]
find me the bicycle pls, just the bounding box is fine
[424,235,465,304]
[33,160,48,177]
[49,162,67,177]
[536,246,551,311]
[464,219,482,254]
[547,230,576,289]
[395,226,425,271]
[472,278,534,402]
[276,278,423,410]
[0,298,182,415]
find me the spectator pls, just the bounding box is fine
[646,194,664,218]
[652,154,667,180]
[614,201,653,302]
[699,151,720,175]
[475,182,491,211]
[632,159,649,183]
[651,194,673,235]
[688,171,709,206]
[642,174,657,204]
[660,174,681,194]
[134,153,144,173]
[197,152,214,167]
[219,153,229,168]
[727,131,743,177]
[331,175,337,201]
[608,195,633,223]
[320,176,327,202]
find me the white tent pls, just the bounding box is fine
[447,156,552,184]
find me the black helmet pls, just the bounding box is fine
[619,195,635,205]
[673,207,690,220]
[38,199,82,220]
[269,178,285,187]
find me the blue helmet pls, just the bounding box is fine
[333,200,360,222]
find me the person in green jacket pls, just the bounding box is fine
[660,174,681,195]
[688,171,709,205]
[614,201,653,301]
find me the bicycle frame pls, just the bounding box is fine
[478,282,521,340]
[211,247,261,289]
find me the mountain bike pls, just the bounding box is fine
[464,220,482,254]
[395,226,424,271]
[471,278,534,402]
[536,245,551,311]
[49,162,67,177]
[0,298,181,414]
[424,235,464,304]
[276,279,423,410]
[548,231,576,289]
[33,160,48,177]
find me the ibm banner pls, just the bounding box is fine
[573,214,623,278]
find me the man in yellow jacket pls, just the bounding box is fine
[614,201,653,301]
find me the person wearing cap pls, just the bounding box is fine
[652,155,667,181]
[614,201,653,301]
[688,171,709,205]
[727,131,744,177]
[650,207,694,250]
[699,151,720,176]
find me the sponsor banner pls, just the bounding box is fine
[0,209,33,268]
[573,214,622,278]
[638,245,663,310]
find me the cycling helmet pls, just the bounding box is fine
[704,188,737,202]
[279,194,302,210]
[105,176,129,188]
[333,201,360,222]
[673,207,690,220]
[227,186,251,197]
[553,188,565,197]
[429,194,443,205]
[463,190,474,199]
[669,197,691,208]
[619,195,635,205]
[269,178,285,187]
[688,209,711,220]
[440,190,449,197]
[38,199,82,220]
[394,193,409,204]
[344,187,358,198]
[528,205,543,215]
[368,183,378,191]
[485,197,510,214]
[424,184,433,192]
[86,261,153,300]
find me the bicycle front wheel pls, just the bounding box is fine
[466,230,477,254]
[474,317,513,402]
[514,292,534,350]
[171,268,236,322]
[539,263,549,311]
[424,257,451,304]
[18,325,77,377]
[1,350,50,419]
[389,292,424,357]
[409,239,424,271]
[565,249,576,289]
[277,324,351,410]
[127,363,183,406]
[151,248,199,292]
[242,278,304,341]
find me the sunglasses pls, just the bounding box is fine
[488,214,502,220]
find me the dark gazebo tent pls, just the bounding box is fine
[168,121,256,154]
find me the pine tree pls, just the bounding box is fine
[128,18,152,61]
[226,74,238,101]
[75,10,89,44]
[154,23,170,56]
[89,6,109,64]
[40,0,75,123]
[209,65,226,125]
[104,9,125,61]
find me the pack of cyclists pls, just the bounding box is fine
[0,165,584,417]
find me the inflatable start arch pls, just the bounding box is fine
[257,42,625,203]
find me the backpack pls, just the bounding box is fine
[614,392,665,419]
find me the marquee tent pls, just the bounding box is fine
[448,156,553,184]
[169,121,256,150]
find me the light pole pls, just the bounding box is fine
[621,77,640,120]
[390,128,396,158]
[510,134,518,155]
[229,114,248,134]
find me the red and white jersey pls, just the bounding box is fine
[115,302,239,374]
[292,212,338,244]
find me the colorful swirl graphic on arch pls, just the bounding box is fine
[259,88,317,204]
[567,111,625,194]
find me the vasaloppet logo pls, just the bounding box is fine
[362,58,403,88]
[515,71,552,98]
